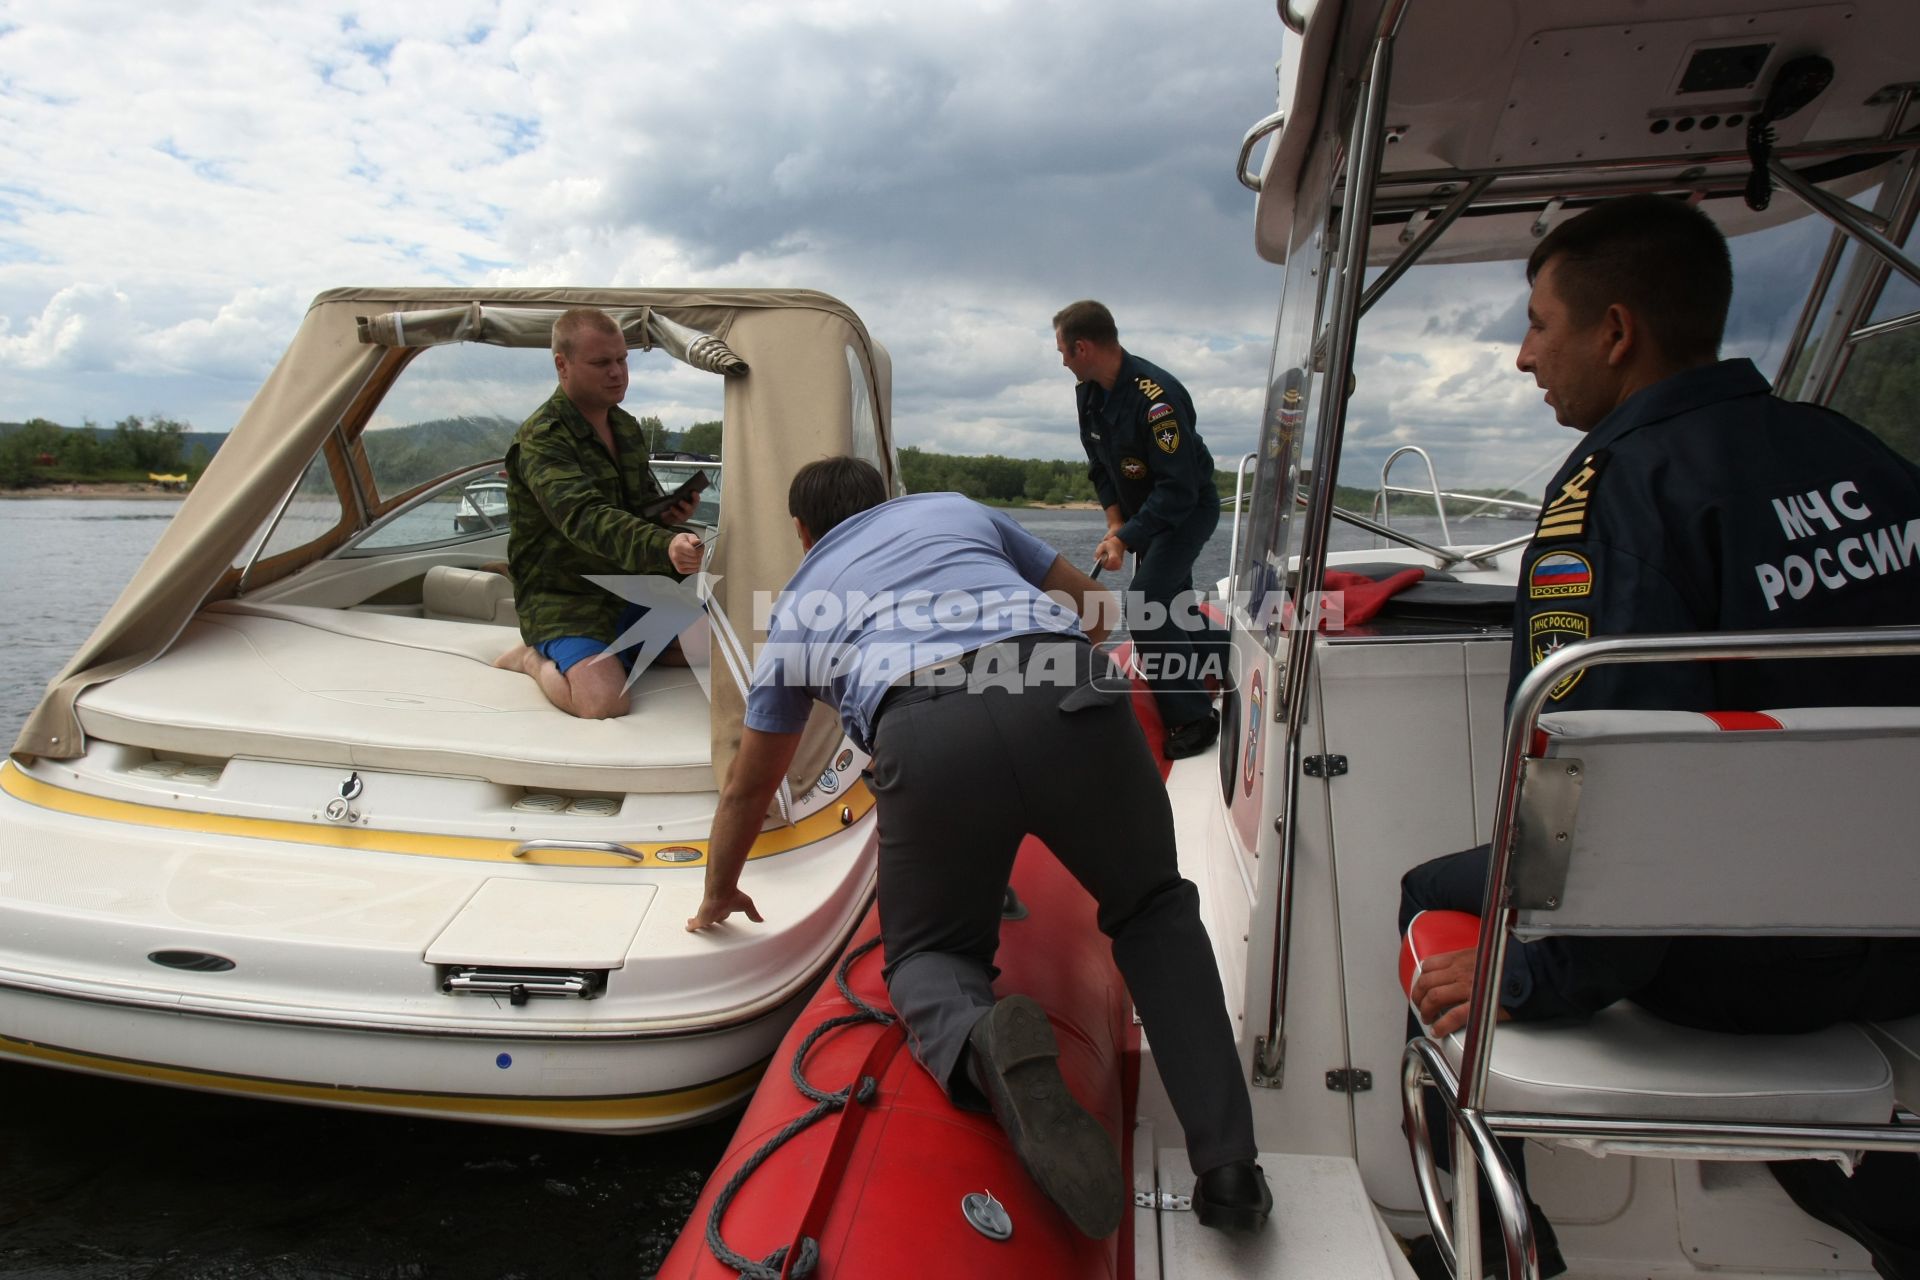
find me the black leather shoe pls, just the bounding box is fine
[969,995,1125,1238]
[1164,712,1220,759]
[1192,1159,1272,1232]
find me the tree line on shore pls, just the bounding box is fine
[0,416,218,489]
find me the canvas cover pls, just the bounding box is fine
[15,286,894,800]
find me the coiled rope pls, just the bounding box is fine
[703,935,896,1279]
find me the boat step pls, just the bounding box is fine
[1144,1147,1417,1279]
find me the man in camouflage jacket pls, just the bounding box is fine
[492,308,703,718]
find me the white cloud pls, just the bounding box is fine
[0,283,137,372]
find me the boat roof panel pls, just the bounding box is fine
[1254,0,1920,263]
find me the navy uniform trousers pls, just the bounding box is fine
[869,634,1255,1176]
[1127,497,1232,731]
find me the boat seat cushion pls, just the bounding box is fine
[1865,1016,1920,1110]
[74,601,712,792]
[421,564,516,625]
[1441,1003,1895,1123]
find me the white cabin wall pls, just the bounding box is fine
[1316,634,1509,1213]
[1233,672,1372,1163]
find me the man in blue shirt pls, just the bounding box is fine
[1057,300,1229,758]
[686,457,1268,1239]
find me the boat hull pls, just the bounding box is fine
[0,760,877,1133]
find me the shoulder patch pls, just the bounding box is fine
[1147,402,1174,422]
[1153,421,1181,454]
[1534,450,1608,540]
[1528,611,1591,700]
[1527,551,1592,599]
[1120,456,1147,479]
[1135,375,1165,400]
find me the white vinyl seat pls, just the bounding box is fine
[1437,1008,1892,1124]
[422,564,517,625]
[1401,627,1920,1280]
[1865,1016,1920,1111]
[74,600,714,792]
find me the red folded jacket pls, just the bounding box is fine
[1324,567,1426,628]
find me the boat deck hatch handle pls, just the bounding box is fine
[511,839,645,863]
[440,967,606,1005]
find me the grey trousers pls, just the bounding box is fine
[868,635,1255,1175]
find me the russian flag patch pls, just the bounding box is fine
[1527,551,1592,599]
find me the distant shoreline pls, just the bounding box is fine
[0,483,186,500]
[993,499,1101,511]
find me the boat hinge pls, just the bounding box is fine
[1303,753,1348,778]
[1325,1067,1374,1093]
[1134,1189,1193,1212]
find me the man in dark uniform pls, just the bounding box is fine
[1055,299,1229,758]
[1400,195,1920,1278]
[493,308,704,718]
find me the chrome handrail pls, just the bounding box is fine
[1255,6,1402,1089]
[1849,309,1920,345]
[1376,445,1453,545]
[512,839,646,863]
[1238,111,1287,192]
[1770,158,1920,293]
[1465,626,1920,1108]
[1419,624,1920,1280]
[1225,451,1259,597]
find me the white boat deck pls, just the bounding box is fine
[73,600,713,793]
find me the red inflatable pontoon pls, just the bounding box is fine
[658,671,1173,1280]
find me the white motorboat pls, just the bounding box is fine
[0,289,895,1133]
[660,2,1920,1277]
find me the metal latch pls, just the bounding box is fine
[1325,1068,1373,1093]
[1303,754,1348,778]
[1134,1190,1193,1212]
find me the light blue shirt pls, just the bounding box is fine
[744,493,1082,750]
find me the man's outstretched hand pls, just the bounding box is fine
[686,889,764,932]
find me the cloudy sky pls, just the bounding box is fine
[0,1,1880,492]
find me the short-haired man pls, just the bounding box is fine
[686,457,1270,1240]
[493,308,705,718]
[1400,195,1920,1277]
[1055,300,1229,758]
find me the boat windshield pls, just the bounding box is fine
[241,337,727,569]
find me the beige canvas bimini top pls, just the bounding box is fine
[15,285,896,797]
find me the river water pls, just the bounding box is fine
[0,496,1467,1276]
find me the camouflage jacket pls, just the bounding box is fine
[505,387,682,646]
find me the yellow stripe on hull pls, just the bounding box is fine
[0,1030,765,1126]
[0,760,873,869]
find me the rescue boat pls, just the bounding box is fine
[664,2,1920,1276]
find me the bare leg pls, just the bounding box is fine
[493,645,630,718]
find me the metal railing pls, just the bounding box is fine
[1408,624,1920,1280]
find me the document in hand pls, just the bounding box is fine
[639,470,711,520]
